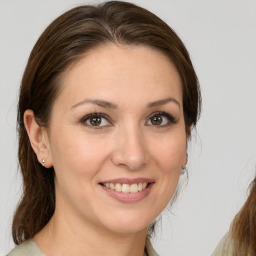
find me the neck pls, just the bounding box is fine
[34,208,148,256]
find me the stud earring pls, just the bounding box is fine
[181,166,187,175]
[181,152,188,175]
[42,158,46,166]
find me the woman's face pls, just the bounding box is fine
[46,44,187,234]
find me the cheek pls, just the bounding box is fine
[150,132,186,199]
[49,128,111,181]
[149,132,187,173]
[49,128,113,207]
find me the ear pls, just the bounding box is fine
[24,110,53,168]
[182,151,188,168]
[186,125,192,139]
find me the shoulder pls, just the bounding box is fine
[211,233,233,256]
[145,238,159,256]
[7,238,156,256]
[7,240,45,256]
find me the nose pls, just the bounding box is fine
[111,125,148,171]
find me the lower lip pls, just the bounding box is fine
[101,183,154,203]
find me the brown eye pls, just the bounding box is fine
[89,117,102,126]
[150,115,163,125]
[147,112,175,127]
[81,113,110,128]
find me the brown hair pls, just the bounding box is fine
[13,1,201,244]
[230,179,256,255]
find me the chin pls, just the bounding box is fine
[100,210,154,234]
[108,222,149,234]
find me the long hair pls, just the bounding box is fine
[230,179,256,255]
[13,1,201,244]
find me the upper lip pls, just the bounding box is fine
[99,178,155,185]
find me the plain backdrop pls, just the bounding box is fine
[1,0,256,255]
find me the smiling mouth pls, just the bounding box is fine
[100,182,149,193]
[99,178,154,203]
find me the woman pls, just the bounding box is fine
[8,1,201,255]
[212,178,256,256]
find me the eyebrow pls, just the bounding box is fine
[70,99,118,110]
[70,97,180,110]
[147,97,180,108]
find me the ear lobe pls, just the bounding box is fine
[186,125,192,139]
[24,110,52,167]
[182,152,188,168]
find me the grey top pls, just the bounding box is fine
[7,240,44,256]
[7,238,159,256]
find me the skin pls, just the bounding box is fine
[25,44,187,256]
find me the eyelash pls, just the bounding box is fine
[80,113,111,129]
[79,111,176,129]
[147,111,177,127]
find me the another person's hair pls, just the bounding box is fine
[13,1,201,244]
[230,178,256,255]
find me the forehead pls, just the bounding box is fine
[55,44,182,108]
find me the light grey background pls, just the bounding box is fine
[1,0,256,255]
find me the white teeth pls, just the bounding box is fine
[115,183,122,192]
[102,182,149,193]
[121,184,130,193]
[130,184,138,193]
